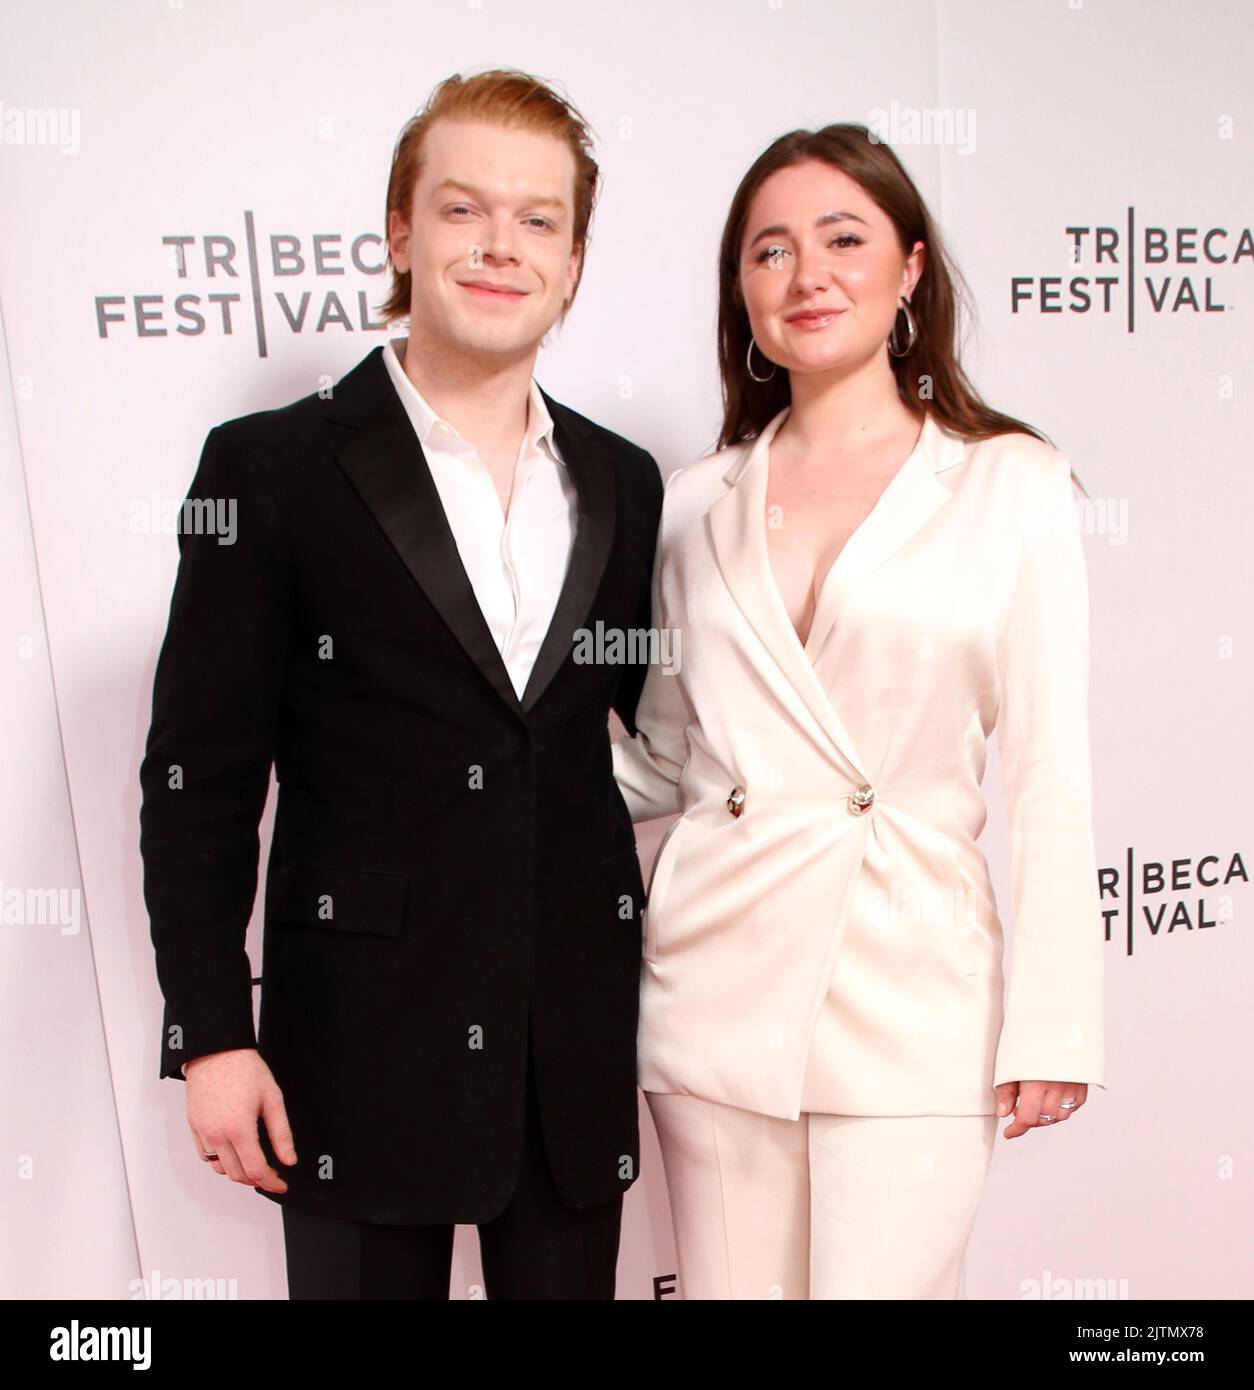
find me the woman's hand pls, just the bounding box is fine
[995,1081,1088,1139]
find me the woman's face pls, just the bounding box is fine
[737,159,923,381]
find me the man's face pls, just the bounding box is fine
[389,117,581,361]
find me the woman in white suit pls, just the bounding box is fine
[611,124,1106,1300]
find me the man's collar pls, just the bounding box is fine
[382,335,560,461]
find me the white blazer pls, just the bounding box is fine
[612,406,1106,1119]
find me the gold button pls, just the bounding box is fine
[727,785,745,818]
[848,783,875,815]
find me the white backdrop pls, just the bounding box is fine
[1,0,1250,1299]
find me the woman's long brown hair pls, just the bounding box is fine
[716,123,1049,454]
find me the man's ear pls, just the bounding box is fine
[388,208,411,272]
[567,239,584,297]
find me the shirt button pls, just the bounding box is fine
[848,783,875,815]
[727,785,746,818]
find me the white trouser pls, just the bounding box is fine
[646,1090,998,1300]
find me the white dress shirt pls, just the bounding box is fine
[383,337,578,699]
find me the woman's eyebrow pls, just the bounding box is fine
[746,210,869,250]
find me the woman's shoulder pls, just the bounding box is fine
[956,423,1061,470]
[949,429,1090,558]
[953,423,1077,502]
[658,434,753,510]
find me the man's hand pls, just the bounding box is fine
[183,1048,297,1192]
[995,1080,1089,1139]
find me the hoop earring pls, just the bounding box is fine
[746,335,777,382]
[888,297,917,357]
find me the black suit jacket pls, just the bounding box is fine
[138,344,663,1223]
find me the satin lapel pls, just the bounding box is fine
[520,391,615,712]
[706,409,964,781]
[332,349,524,718]
[707,407,870,781]
[803,413,958,663]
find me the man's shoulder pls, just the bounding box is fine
[209,391,319,453]
[207,345,388,456]
[547,396,663,503]
[557,401,652,461]
[207,379,347,458]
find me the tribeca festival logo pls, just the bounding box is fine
[1100,846,1247,957]
[1011,207,1253,332]
[94,212,390,358]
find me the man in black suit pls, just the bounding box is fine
[139,70,662,1299]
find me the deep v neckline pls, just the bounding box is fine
[764,415,927,661]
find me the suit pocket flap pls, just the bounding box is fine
[267,861,407,937]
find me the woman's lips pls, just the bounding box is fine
[785,309,846,330]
